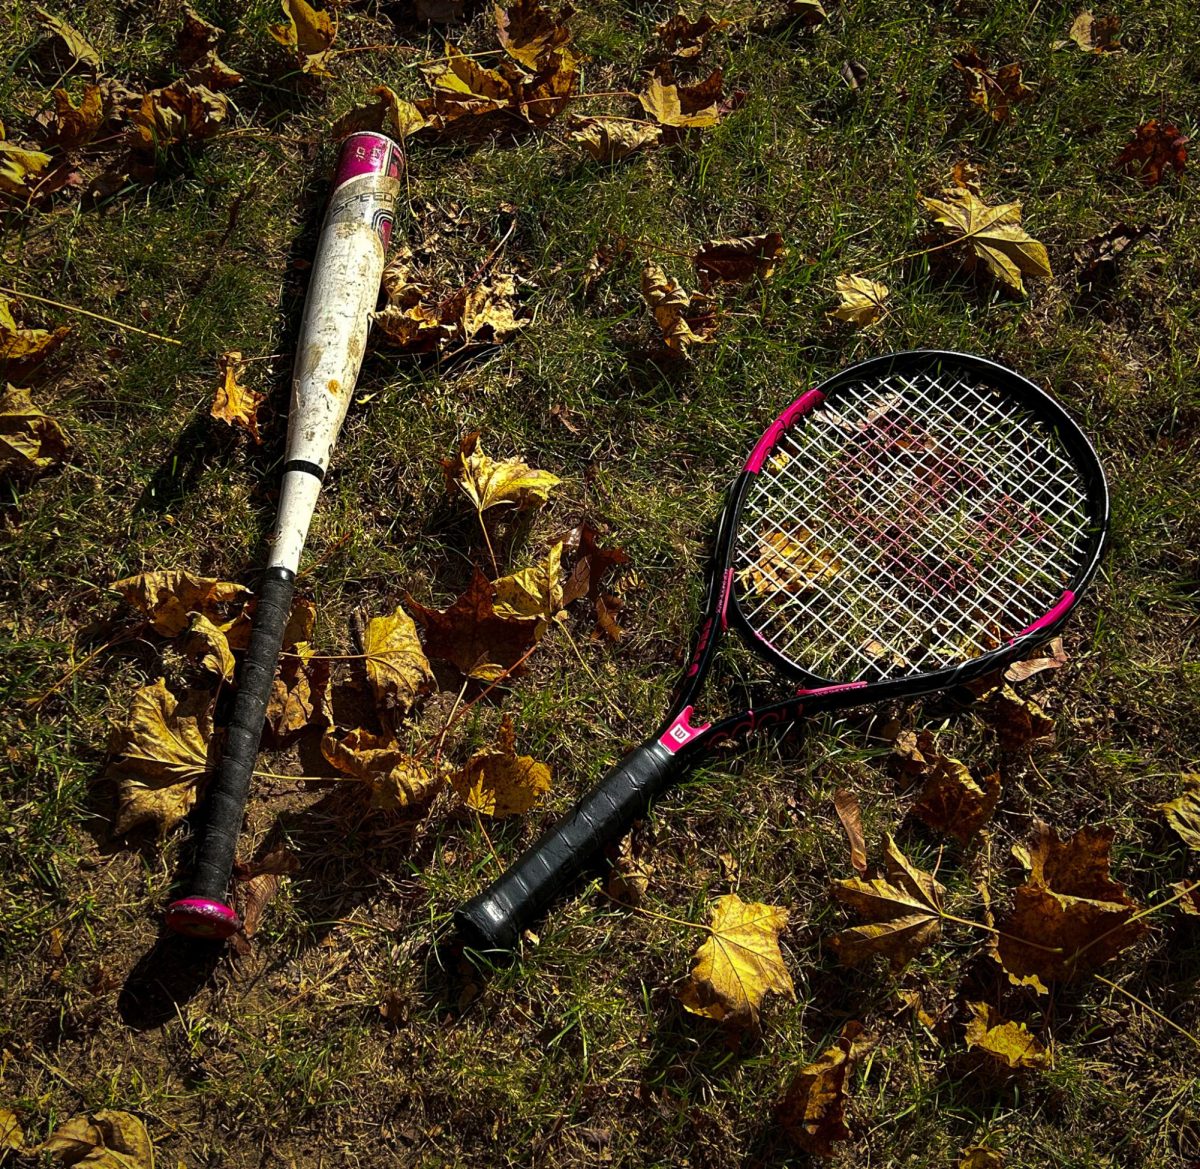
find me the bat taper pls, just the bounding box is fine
[166,132,403,939]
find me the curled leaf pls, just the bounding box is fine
[741,527,843,595]
[36,1110,153,1168]
[112,570,251,637]
[0,138,55,200]
[182,612,236,679]
[107,679,217,834]
[641,261,718,354]
[776,1023,872,1156]
[1159,774,1200,852]
[0,385,70,475]
[495,0,573,71]
[42,84,107,148]
[833,787,868,873]
[269,0,335,76]
[1064,11,1121,53]
[1115,119,1189,187]
[978,683,1054,749]
[952,50,1032,123]
[678,893,794,1028]
[210,351,265,443]
[129,82,229,154]
[895,730,999,843]
[322,728,444,811]
[34,7,102,69]
[266,648,329,739]
[492,543,566,634]
[332,85,428,140]
[965,1002,1050,1069]
[694,232,785,284]
[0,295,71,363]
[655,12,730,60]
[450,713,551,816]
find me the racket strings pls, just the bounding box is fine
[735,371,1091,681]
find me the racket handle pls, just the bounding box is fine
[165,567,296,939]
[455,737,683,952]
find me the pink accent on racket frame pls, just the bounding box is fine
[744,389,826,473]
[334,132,403,189]
[795,681,869,697]
[659,705,712,754]
[717,567,734,630]
[1011,590,1076,640]
[165,897,241,940]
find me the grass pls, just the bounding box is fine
[2,0,1200,1165]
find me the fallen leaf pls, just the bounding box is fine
[959,1149,1004,1169]
[560,522,631,605]
[408,569,542,680]
[0,1109,23,1151]
[694,232,785,283]
[965,1002,1050,1069]
[1170,879,1200,916]
[1074,223,1149,296]
[741,527,843,595]
[495,0,573,70]
[567,116,661,163]
[1003,636,1068,682]
[830,834,944,968]
[461,272,528,342]
[322,728,444,811]
[952,50,1032,123]
[920,185,1052,296]
[37,1110,153,1168]
[655,12,730,59]
[1064,11,1121,53]
[606,828,653,906]
[777,1022,872,1156]
[235,846,300,940]
[785,0,829,26]
[0,294,71,363]
[894,730,999,843]
[129,82,229,155]
[0,133,55,200]
[994,822,1149,991]
[678,892,794,1028]
[185,49,245,90]
[978,683,1054,750]
[828,273,890,327]
[210,351,265,443]
[1159,774,1200,852]
[445,431,561,515]
[331,85,428,140]
[182,612,237,679]
[266,648,329,739]
[269,0,335,75]
[492,543,566,634]
[641,261,718,353]
[112,570,251,637]
[107,679,217,834]
[363,603,435,713]
[41,84,107,148]
[34,7,102,69]
[1116,119,1189,186]
[450,713,551,816]
[0,385,70,475]
[833,787,868,873]
[638,67,725,129]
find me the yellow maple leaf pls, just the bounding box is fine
[112,570,251,637]
[494,0,573,71]
[363,603,435,713]
[638,67,725,128]
[952,51,1032,124]
[920,185,1052,295]
[43,84,106,148]
[450,714,551,817]
[828,273,890,327]
[830,834,945,968]
[0,385,70,475]
[447,432,561,515]
[567,116,662,163]
[269,0,335,75]
[641,261,718,354]
[107,679,217,834]
[460,273,527,342]
[1160,773,1200,852]
[742,527,843,595]
[0,1108,24,1152]
[1063,11,1122,53]
[776,1022,872,1155]
[210,351,265,443]
[959,1147,1005,1168]
[492,543,565,633]
[678,893,794,1028]
[964,1002,1050,1069]
[182,612,237,679]
[895,729,1000,843]
[321,728,445,812]
[36,1110,153,1168]
[34,7,102,69]
[0,295,71,362]
[331,85,429,141]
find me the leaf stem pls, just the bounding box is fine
[0,282,183,345]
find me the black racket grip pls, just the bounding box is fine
[186,568,295,902]
[455,737,682,952]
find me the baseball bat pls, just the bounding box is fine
[166,131,404,939]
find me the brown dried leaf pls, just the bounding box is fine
[0,1109,23,1152]
[210,351,265,443]
[269,0,335,75]
[37,1110,153,1168]
[1116,120,1189,187]
[638,67,725,128]
[107,679,217,834]
[34,7,102,69]
[129,82,229,154]
[561,522,631,606]
[641,261,718,353]
[0,385,70,475]
[655,12,730,60]
[321,728,445,811]
[495,0,573,71]
[112,570,251,637]
[0,295,71,363]
[1064,11,1122,53]
[42,84,107,148]
[828,273,890,327]
[833,787,867,874]
[331,85,428,140]
[678,893,794,1028]
[994,822,1148,991]
[964,1002,1050,1069]
[830,835,944,968]
[606,828,653,906]
[1158,774,1200,853]
[959,1149,1005,1169]
[894,730,999,843]
[177,3,223,63]
[785,0,829,26]
[266,648,330,739]
[236,846,300,940]
[1003,636,1068,682]
[567,116,661,163]
[450,713,551,817]
[952,50,1032,123]
[461,272,528,342]
[407,569,542,681]
[694,232,785,283]
[363,603,434,713]
[979,683,1054,749]
[777,1023,871,1156]
[920,185,1052,295]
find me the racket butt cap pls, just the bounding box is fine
[165,897,241,940]
[455,897,520,954]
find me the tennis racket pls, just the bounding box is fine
[455,349,1109,951]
